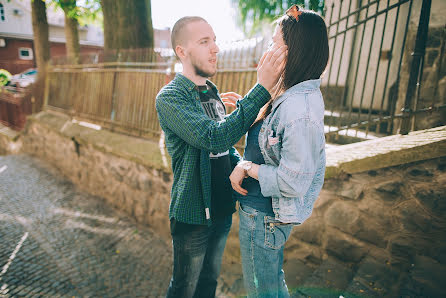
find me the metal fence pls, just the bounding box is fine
[322,0,445,142]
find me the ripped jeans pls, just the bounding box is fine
[239,204,294,298]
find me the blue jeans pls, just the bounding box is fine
[239,204,294,298]
[166,215,232,298]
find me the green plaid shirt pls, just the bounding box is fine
[156,74,271,225]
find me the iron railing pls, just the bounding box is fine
[323,0,445,142]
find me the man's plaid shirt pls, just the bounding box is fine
[156,74,271,225]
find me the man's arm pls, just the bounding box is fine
[156,84,270,153]
[156,45,287,153]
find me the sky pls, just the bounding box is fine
[151,0,245,42]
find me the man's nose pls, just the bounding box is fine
[211,42,219,53]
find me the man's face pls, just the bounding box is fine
[182,21,219,78]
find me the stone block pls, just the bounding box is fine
[301,257,353,292]
[283,259,315,290]
[325,231,367,263]
[388,236,416,263]
[345,256,399,297]
[375,181,403,202]
[397,200,432,232]
[353,219,388,248]
[415,188,446,216]
[357,197,394,228]
[400,255,446,297]
[325,201,360,235]
[138,174,153,192]
[293,217,324,245]
[339,186,364,201]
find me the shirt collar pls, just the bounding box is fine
[175,73,218,94]
[272,79,321,111]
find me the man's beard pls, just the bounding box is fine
[190,56,216,78]
[194,65,215,78]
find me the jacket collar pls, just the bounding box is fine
[272,79,321,111]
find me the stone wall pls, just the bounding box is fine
[279,156,446,296]
[20,111,173,239]
[1,111,446,296]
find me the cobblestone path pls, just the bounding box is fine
[0,155,173,297]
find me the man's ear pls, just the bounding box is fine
[176,45,187,60]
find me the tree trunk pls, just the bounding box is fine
[62,1,80,64]
[31,0,50,78]
[100,0,154,53]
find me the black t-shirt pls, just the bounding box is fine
[197,84,235,219]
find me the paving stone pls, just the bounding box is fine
[0,154,172,297]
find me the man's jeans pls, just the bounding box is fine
[239,204,294,298]
[166,215,232,298]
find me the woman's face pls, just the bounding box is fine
[271,25,286,49]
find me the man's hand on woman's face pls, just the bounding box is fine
[256,45,288,95]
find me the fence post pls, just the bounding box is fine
[399,0,431,135]
[43,67,50,110]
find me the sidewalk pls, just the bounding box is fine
[0,154,172,297]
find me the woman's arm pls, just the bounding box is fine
[257,120,324,198]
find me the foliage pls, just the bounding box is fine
[233,0,325,36]
[48,0,102,26]
[0,69,12,86]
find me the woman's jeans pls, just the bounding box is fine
[239,204,294,298]
[166,215,232,298]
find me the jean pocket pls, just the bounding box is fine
[264,218,293,250]
[239,203,257,218]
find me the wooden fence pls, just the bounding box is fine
[44,59,260,141]
[45,65,168,138]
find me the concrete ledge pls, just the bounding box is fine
[27,111,171,172]
[3,112,445,180]
[325,126,446,178]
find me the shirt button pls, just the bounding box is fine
[260,128,265,132]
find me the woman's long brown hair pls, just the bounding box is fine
[254,9,330,124]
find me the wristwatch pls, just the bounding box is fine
[239,161,252,177]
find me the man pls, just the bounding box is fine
[156,16,286,298]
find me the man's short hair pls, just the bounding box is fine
[171,16,207,57]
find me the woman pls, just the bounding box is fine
[229,5,329,297]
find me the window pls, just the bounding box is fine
[0,3,5,22]
[18,48,33,60]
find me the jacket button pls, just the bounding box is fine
[260,128,264,132]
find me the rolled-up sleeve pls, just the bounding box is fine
[258,120,323,198]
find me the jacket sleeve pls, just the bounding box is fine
[156,84,270,153]
[258,120,324,198]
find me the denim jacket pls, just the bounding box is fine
[257,79,326,224]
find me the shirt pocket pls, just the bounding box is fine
[265,129,281,164]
